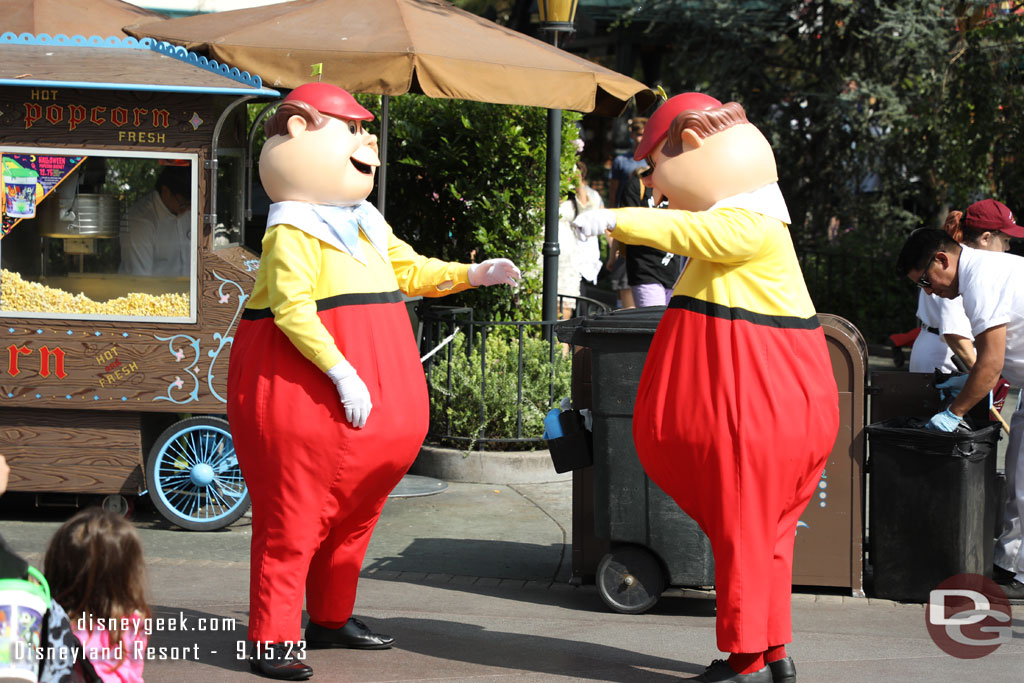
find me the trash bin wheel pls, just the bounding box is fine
[596,544,667,614]
[146,416,250,531]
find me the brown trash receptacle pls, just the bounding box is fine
[792,314,868,596]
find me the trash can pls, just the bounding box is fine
[557,306,715,614]
[556,309,871,612]
[866,419,1000,603]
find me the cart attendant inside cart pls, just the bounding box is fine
[226,82,520,681]
[119,164,192,277]
[572,93,839,683]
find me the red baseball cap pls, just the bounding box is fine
[284,82,374,121]
[964,199,1024,238]
[634,92,723,161]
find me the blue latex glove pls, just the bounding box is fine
[927,408,965,432]
[936,374,968,399]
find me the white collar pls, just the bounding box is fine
[707,183,792,224]
[266,200,389,265]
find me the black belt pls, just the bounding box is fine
[242,289,404,320]
[924,326,940,335]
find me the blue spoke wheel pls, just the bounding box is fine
[146,416,250,531]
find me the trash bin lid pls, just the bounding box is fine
[865,418,1001,461]
[557,306,666,346]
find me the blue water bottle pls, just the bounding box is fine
[543,408,563,440]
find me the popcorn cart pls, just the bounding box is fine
[0,34,280,529]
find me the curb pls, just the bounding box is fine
[409,444,571,485]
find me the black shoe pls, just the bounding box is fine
[993,564,1017,584]
[999,579,1024,601]
[248,643,313,680]
[767,656,796,683]
[304,617,394,650]
[689,659,772,682]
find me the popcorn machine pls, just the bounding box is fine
[0,34,279,530]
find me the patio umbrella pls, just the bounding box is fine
[122,0,653,116]
[124,0,653,327]
[2,0,166,38]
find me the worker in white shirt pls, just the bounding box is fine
[898,203,1024,600]
[120,165,191,277]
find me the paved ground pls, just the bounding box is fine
[2,476,1022,683]
[1,350,1021,681]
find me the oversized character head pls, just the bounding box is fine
[259,82,380,205]
[634,93,778,211]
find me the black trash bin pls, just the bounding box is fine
[866,419,1001,603]
[556,307,715,614]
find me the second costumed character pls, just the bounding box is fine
[227,83,520,681]
[573,93,840,683]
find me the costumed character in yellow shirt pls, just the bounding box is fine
[573,93,839,683]
[227,83,520,681]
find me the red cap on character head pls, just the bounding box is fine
[634,92,723,161]
[284,82,374,121]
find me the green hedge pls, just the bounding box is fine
[427,327,571,451]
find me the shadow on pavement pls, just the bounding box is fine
[371,615,701,681]
[364,536,568,581]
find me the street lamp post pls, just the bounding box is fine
[538,0,578,332]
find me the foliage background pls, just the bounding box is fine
[356,94,583,322]
[427,328,572,450]
[609,0,1024,341]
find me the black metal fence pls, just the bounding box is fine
[417,249,913,450]
[418,294,610,450]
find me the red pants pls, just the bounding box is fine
[633,305,838,653]
[227,300,428,642]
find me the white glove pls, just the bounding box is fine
[469,258,521,287]
[572,209,616,239]
[325,358,372,428]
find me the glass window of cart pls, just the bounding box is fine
[0,148,197,323]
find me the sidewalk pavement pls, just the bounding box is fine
[4,477,1022,682]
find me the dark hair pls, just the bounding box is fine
[156,165,191,199]
[264,100,330,138]
[896,228,959,276]
[44,507,150,657]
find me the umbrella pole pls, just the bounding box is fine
[377,94,389,219]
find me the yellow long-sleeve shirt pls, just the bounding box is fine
[612,207,816,319]
[245,223,473,372]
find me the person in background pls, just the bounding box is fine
[604,235,635,309]
[897,221,1024,601]
[557,160,604,317]
[119,164,191,277]
[909,199,1024,375]
[44,508,150,683]
[607,117,648,208]
[618,165,682,307]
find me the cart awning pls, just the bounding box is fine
[0,33,280,97]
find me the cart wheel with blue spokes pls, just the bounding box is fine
[145,416,250,531]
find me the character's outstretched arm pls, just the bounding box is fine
[611,207,767,264]
[388,232,522,296]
